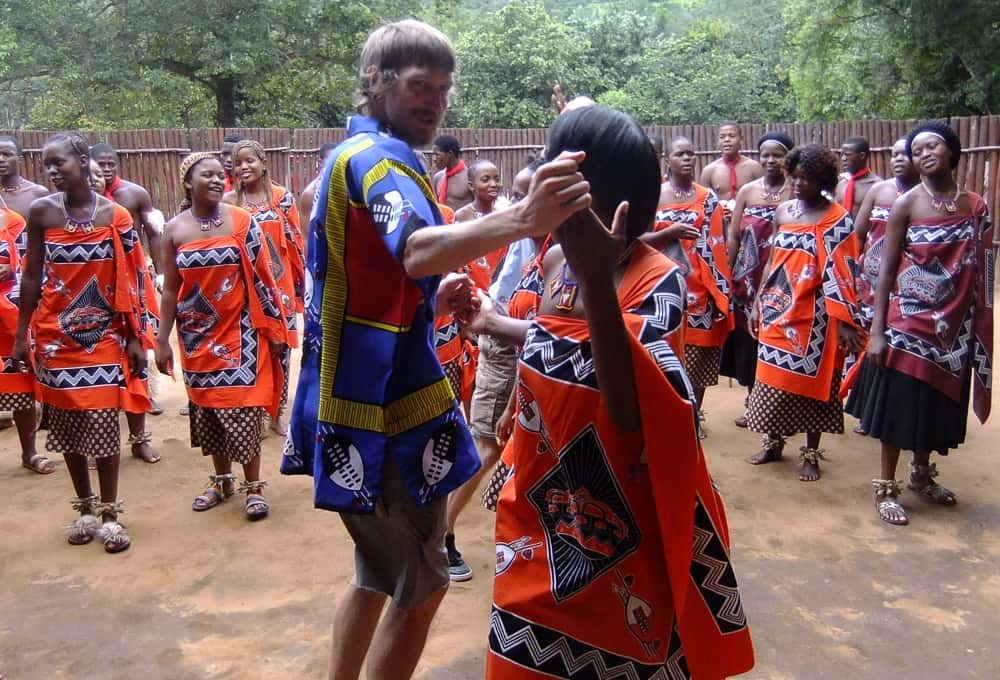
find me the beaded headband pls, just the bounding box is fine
[179,151,220,182]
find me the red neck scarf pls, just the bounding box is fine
[103,176,122,199]
[843,167,870,212]
[437,159,466,204]
[723,154,742,198]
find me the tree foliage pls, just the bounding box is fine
[1,0,997,129]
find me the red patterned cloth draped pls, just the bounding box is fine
[0,208,33,396]
[33,204,155,412]
[654,184,733,347]
[731,203,777,332]
[242,184,304,346]
[884,194,993,422]
[488,247,753,679]
[857,203,893,327]
[173,208,287,417]
[755,202,864,401]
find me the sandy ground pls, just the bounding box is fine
[2,336,1000,680]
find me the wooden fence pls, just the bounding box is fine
[5,116,999,221]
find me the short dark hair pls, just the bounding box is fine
[545,105,660,244]
[668,136,692,153]
[318,142,337,158]
[0,136,21,154]
[222,132,244,144]
[843,136,870,156]
[786,143,839,193]
[467,158,497,178]
[90,142,115,157]
[906,121,961,170]
[757,132,795,152]
[718,122,742,136]
[433,134,461,157]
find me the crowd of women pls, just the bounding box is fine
[0,118,990,551]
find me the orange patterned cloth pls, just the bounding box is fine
[488,247,752,679]
[174,208,287,416]
[654,184,733,347]
[466,246,508,292]
[434,204,462,369]
[0,208,33,395]
[242,184,304,346]
[756,202,864,401]
[462,242,507,404]
[33,204,155,412]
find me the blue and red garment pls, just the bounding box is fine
[282,116,479,513]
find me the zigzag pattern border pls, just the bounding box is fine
[177,247,241,268]
[36,363,121,389]
[488,606,686,680]
[46,242,113,264]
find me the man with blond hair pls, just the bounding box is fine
[282,20,592,680]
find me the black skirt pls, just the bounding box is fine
[844,358,970,455]
[719,327,757,387]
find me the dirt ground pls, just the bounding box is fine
[1,339,999,680]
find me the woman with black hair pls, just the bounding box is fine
[745,143,865,482]
[474,105,753,680]
[722,132,795,427]
[157,153,287,521]
[13,134,157,553]
[846,122,992,526]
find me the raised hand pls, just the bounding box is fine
[517,150,591,239]
[558,202,629,282]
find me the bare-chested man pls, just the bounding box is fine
[835,136,882,218]
[90,142,166,427]
[0,136,49,219]
[431,134,474,211]
[90,143,163,274]
[298,142,337,222]
[700,123,764,221]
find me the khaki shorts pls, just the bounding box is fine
[340,456,449,609]
[469,334,517,439]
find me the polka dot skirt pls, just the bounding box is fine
[746,373,844,435]
[189,404,263,464]
[45,407,120,459]
[684,344,723,389]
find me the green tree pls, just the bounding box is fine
[447,0,597,127]
[786,0,1000,119]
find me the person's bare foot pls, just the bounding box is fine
[146,399,164,416]
[129,432,161,464]
[0,417,13,430]
[21,453,56,474]
[798,447,824,482]
[748,435,783,465]
[873,479,908,525]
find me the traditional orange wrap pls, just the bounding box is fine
[488,245,752,679]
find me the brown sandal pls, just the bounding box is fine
[66,495,100,545]
[240,480,269,521]
[908,463,957,506]
[872,479,908,525]
[23,453,57,474]
[93,501,130,554]
[192,473,236,511]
